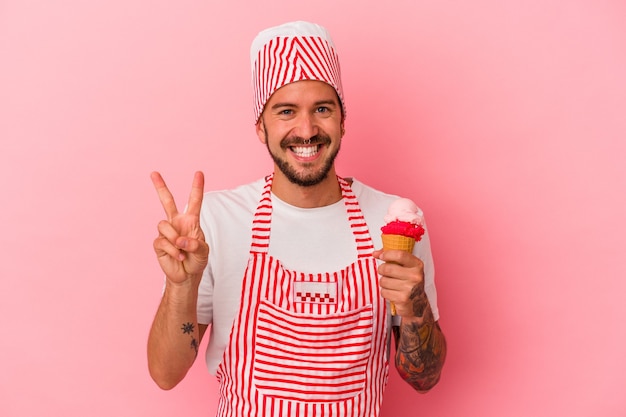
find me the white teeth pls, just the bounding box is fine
[292,145,319,157]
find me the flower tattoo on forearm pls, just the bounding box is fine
[181,322,199,356]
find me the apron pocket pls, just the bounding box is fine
[253,300,374,403]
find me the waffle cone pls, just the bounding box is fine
[381,234,416,253]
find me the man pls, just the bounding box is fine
[148,21,446,416]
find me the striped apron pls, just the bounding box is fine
[215,176,389,417]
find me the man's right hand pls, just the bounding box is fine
[151,171,209,286]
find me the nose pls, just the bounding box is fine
[293,113,319,140]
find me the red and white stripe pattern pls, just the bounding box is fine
[254,300,373,402]
[215,175,389,417]
[251,21,346,122]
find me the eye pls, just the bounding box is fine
[316,106,329,113]
[279,109,294,115]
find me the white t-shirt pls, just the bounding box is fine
[197,177,439,374]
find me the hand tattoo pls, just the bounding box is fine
[409,283,428,317]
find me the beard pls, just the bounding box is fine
[264,130,340,187]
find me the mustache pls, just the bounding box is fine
[280,133,332,148]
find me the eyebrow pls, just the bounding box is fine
[270,99,338,110]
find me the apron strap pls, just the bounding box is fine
[249,175,274,252]
[249,174,375,257]
[338,177,375,258]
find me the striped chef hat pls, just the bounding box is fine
[250,21,346,123]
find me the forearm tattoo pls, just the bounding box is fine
[181,322,199,356]
[394,283,447,392]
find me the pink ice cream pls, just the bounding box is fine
[381,198,425,240]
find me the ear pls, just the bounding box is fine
[256,118,267,144]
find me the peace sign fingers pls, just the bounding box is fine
[151,171,179,221]
[150,171,209,284]
[185,171,205,217]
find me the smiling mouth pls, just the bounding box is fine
[290,144,321,158]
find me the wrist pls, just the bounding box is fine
[163,277,200,306]
[401,307,433,327]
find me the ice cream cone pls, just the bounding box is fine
[382,234,416,253]
[381,234,416,315]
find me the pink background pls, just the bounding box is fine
[2,1,625,416]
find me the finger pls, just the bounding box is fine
[378,249,422,268]
[185,171,205,216]
[175,236,208,256]
[157,220,180,245]
[153,236,185,261]
[379,275,404,292]
[378,260,424,285]
[151,172,179,221]
[379,276,416,306]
